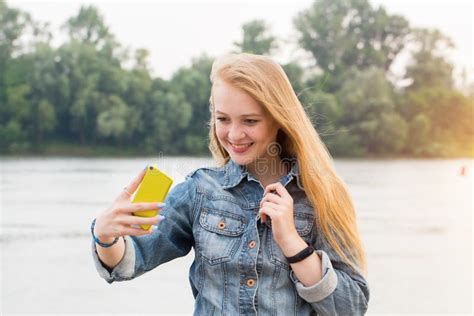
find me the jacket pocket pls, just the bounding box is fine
[266,212,314,270]
[197,207,247,265]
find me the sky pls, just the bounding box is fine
[10,0,474,86]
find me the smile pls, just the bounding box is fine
[229,142,254,153]
[230,142,253,148]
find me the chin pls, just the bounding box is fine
[231,152,265,167]
[228,154,254,166]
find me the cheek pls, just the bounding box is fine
[253,125,274,142]
[215,123,270,144]
[215,124,227,142]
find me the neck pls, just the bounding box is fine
[245,156,289,187]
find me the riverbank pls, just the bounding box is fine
[1,142,473,159]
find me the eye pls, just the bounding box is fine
[244,119,259,124]
[216,117,228,122]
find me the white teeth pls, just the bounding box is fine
[231,142,253,148]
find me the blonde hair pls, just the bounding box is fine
[208,53,367,276]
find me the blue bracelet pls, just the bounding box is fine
[91,218,120,248]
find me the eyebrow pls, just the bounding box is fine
[215,111,263,117]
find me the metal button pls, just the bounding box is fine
[246,279,256,287]
[218,221,225,229]
[248,240,256,248]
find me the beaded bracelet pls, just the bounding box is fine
[91,218,120,248]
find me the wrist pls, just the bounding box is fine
[96,233,116,244]
[91,218,119,248]
[93,225,110,241]
[277,233,307,257]
[93,219,112,240]
[285,244,315,264]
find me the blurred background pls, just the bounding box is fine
[1,0,472,315]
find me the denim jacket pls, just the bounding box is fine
[92,159,370,315]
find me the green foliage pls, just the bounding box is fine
[62,5,114,48]
[96,95,129,140]
[282,62,305,95]
[401,87,473,156]
[233,20,277,55]
[0,0,472,157]
[168,55,214,154]
[300,89,342,137]
[405,29,454,91]
[334,67,409,154]
[294,0,410,92]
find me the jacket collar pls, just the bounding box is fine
[222,158,300,189]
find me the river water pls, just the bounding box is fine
[1,157,472,315]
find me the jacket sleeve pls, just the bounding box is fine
[289,232,370,315]
[91,176,197,284]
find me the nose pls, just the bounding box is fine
[228,124,245,141]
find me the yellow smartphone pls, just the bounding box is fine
[132,165,173,230]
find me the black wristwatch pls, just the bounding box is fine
[285,244,315,264]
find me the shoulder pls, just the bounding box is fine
[185,164,225,179]
[165,176,196,206]
[184,165,227,192]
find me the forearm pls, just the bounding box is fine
[282,236,370,315]
[279,234,322,286]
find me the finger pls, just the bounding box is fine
[263,183,281,196]
[122,215,164,226]
[263,185,278,197]
[260,192,282,207]
[122,226,155,236]
[264,182,291,200]
[261,201,283,212]
[119,166,148,200]
[259,206,278,221]
[120,202,165,214]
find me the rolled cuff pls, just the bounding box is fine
[290,250,338,303]
[91,235,136,284]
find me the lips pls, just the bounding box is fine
[229,141,254,153]
[230,142,253,148]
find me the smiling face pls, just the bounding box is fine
[212,80,280,170]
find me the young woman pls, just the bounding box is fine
[91,53,369,315]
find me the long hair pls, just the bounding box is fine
[208,53,367,276]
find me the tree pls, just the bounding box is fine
[294,0,410,91]
[399,28,472,156]
[0,0,30,103]
[27,43,58,146]
[62,5,114,49]
[234,20,278,55]
[336,67,408,154]
[404,28,454,91]
[1,0,470,157]
[1,2,57,151]
[169,54,214,154]
[55,5,126,145]
[143,90,192,154]
[62,5,121,69]
[282,62,305,95]
[0,83,31,152]
[96,95,129,142]
[300,89,341,133]
[401,87,472,156]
